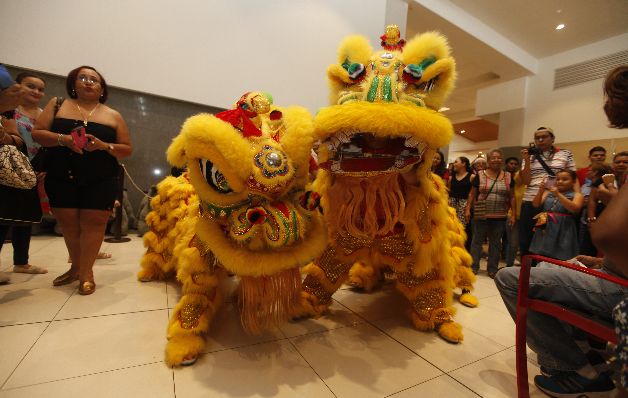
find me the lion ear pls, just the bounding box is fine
[166,134,187,168]
[327,35,372,103]
[402,31,457,110]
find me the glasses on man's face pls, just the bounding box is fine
[77,75,100,85]
[534,134,551,141]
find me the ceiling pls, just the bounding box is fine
[452,119,499,143]
[449,0,628,58]
[406,0,628,143]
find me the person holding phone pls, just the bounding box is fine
[529,169,583,260]
[32,66,132,295]
[519,127,576,259]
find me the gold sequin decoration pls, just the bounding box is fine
[417,201,432,243]
[192,236,219,273]
[396,265,439,287]
[433,309,453,325]
[302,275,333,305]
[336,232,413,261]
[317,246,353,284]
[412,287,445,320]
[179,303,204,329]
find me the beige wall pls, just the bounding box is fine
[557,137,628,169]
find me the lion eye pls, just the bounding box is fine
[198,159,232,193]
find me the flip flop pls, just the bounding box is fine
[68,252,112,262]
[13,265,48,274]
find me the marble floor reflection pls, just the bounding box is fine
[0,235,546,397]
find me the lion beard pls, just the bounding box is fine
[238,268,301,335]
[326,173,406,239]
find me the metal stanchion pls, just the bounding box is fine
[105,164,131,243]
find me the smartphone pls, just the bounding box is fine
[71,126,88,149]
[0,65,15,90]
[545,175,556,188]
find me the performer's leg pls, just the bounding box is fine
[165,246,223,366]
[395,269,463,343]
[297,245,354,317]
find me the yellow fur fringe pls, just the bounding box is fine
[238,268,301,335]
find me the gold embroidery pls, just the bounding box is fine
[179,303,204,329]
[317,246,353,284]
[336,233,413,261]
[396,265,439,287]
[412,287,445,320]
[302,275,333,305]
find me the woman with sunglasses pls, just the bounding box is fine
[32,66,132,295]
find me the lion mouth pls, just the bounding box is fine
[319,132,427,174]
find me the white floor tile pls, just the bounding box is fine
[0,323,48,386]
[279,300,364,338]
[173,340,334,398]
[389,374,480,397]
[472,274,501,299]
[4,310,168,389]
[478,294,510,315]
[373,316,507,372]
[203,302,286,353]
[0,363,174,398]
[449,348,546,398]
[0,288,73,326]
[55,280,167,319]
[0,235,555,397]
[332,283,409,322]
[453,301,516,347]
[291,322,443,398]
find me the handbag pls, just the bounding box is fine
[473,171,499,220]
[0,141,37,189]
[533,195,559,229]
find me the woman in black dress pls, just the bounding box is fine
[33,66,132,295]
[447,156,474,249]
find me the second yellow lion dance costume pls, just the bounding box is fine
[296,26,477,343]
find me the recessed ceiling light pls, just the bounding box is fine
[438,107,450,112]
[555,24,565,30]
[460,130,466,134]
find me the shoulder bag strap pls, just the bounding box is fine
[54,97,65,117]
[534,153,556,177]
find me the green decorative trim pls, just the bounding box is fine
[383,75,393,102]
[201,199,250,219]
[367,76,379,102]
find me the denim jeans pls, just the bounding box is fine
[505,220,519,266]
[470,218,506,274]
[0,225,32,265]
[495,263,627,371]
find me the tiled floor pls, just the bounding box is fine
[0,235,547,397]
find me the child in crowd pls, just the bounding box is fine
[529,169,583,260]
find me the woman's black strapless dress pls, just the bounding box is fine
[44,118,119,210]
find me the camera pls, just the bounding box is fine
[527,142,541,156]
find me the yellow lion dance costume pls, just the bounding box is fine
[139,92,327,366]
[297,26,477,343]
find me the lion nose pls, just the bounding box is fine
[246,207,267,224]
